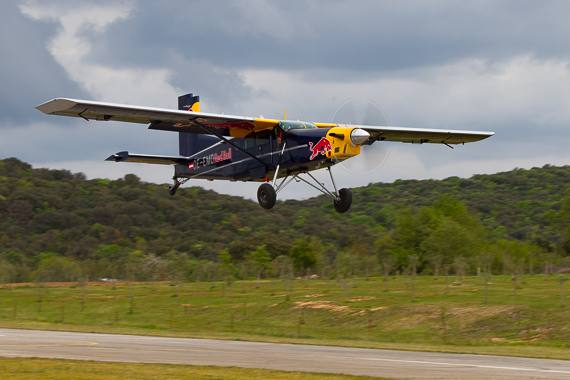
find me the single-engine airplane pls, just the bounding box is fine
[36,93,494,213]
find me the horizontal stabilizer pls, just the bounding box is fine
[105,151,191,165]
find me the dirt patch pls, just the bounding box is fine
[293,301,351,314]
[346,296,377,302]
[2,281,173,288]
[304,294,325,298]
[447,305,516,325]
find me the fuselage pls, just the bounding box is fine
[175,122,362,182]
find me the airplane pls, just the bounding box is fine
[36,93,494,213]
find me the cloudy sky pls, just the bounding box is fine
[2,0,570,200]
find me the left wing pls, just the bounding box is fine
[314,123,494,145]
[36,98,279,138]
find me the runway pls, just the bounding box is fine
[1,328,569,379]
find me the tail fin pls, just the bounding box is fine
[178,93,200,112]
[178,93,216,157]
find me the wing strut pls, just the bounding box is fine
[271,142,287,188]
[192,120,270,168]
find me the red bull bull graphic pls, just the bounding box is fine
[309,137,333,160]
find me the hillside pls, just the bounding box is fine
[1,157,570,282]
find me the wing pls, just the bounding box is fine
[314,123,494,145]
[105,151,191,165]
[36,98,279,138]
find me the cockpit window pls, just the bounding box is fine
[279,121,318,131]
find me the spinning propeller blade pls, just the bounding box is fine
[329,99,391,175]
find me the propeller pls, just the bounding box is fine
[328,99,391,175]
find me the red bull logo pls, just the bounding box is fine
[309,137,333,160]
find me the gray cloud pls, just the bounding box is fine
[0,2,89,125]
[83,1,570,73]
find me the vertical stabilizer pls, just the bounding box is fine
[178,93,200,112]
[178,93,216,157]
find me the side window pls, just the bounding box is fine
[243,137,255,150]
[256,131,270,147]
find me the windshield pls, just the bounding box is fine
[279,121,318,131]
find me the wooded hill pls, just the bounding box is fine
[1,157,570,282]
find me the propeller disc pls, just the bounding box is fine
[329,99,391,175]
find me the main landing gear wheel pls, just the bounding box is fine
[334,188,352,213]
[257,183,277,209]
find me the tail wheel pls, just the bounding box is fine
[334,188,352,213]
[257,183,277,209]
[168,184,179,196]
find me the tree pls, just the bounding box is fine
[289,239,318,275]
[219,249,236,298]
[33,256,80,283]
[250,245,271,285]
[276,255,294,299]
[408,254,419,301]
[422,218,481,267]
[380,255,396,291]
[163,250,189,284]
[427,254,443,280]
[0,255,16,286]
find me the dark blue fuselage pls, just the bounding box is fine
[175,127,332,182]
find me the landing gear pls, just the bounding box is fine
[168,177,189,196]
[168,183,179,196]
[257,183,277,209]
[269,167,353,213]
[334,188,352,213]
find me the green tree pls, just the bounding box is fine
[219,249,236,297]
[250,245,271,283]
[289,239,318,274]
[33,256,80,283]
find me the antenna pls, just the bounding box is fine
[284,110,287,120]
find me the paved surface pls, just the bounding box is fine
[1,329,569,379]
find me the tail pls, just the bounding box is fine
[178,93,200,112]
[178,93,216,157]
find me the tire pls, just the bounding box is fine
[257,183,277,209]
[168,184,178,196]
[334,188,352,213]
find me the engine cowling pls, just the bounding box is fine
[325,127,370,162]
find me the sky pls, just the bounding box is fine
[2,0,570,200]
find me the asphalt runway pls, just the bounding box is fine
[1,328,569,379]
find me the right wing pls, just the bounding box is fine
[36,98,279,138]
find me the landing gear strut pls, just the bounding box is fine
[256,166,352,213]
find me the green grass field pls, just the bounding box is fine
[1,274,570,360]
[0,357,389,380]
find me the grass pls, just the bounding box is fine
[1,275,570,360]
[0,357,390,380]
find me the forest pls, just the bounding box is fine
[1,157,570,284]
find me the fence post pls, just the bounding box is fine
[368,309,372,339]
[441,306,447,344]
